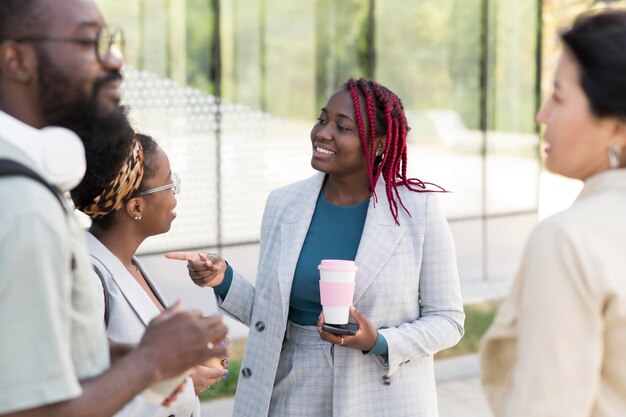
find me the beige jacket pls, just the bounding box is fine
[480,169,626,417]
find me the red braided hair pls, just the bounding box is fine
[346,78,446,225]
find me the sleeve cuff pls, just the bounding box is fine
[213,264,233,299]
[365,332,388,356]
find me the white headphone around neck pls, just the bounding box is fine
[32,126,86,192]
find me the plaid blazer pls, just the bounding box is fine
[219,173,464,417]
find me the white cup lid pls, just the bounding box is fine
[318,259,358,272]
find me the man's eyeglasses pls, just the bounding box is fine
[136,173,181,197]
[13,26,124,64]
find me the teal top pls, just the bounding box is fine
[216,191,388,355]
[288,192,367,323]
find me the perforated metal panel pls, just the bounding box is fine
[122,69,315,253]
[123,69,219,253]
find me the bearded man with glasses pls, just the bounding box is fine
[0,1,228,417]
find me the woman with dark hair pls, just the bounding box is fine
[168,78,465,416]
[71,133,228,417]
[480,10,626,417]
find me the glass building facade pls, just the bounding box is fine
[97,0,542,284]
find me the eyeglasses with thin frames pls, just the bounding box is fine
[12,26,125,64]
[136,173,181,197]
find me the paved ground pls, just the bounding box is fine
[435,355,492,417]
[437,377,492,417]
[200,354,493,417]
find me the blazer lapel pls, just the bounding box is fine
[134,257,168,308]
[276,173,325,320]
[86,233,161,327]
[353,180,405,305]
[107,261,161,327]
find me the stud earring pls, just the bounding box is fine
[134,216,141,221]
[609,144,622,169]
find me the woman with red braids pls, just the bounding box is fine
[168,78,465,416]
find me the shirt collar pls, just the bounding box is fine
[578,168,626,201]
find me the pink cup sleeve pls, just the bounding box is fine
[319,281,355,307]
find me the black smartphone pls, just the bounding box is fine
[322,322,359,336]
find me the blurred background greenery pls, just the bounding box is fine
[99,0,540,131]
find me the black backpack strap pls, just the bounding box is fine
[0,158,65,208]
[91,262,110,327]
[0,158,110,326]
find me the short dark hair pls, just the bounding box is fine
[0,0,48,42]
[562,10,626,119]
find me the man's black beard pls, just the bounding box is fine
[34,46,135,195]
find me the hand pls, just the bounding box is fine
[136,300,229,383]
[161,379,186,407]
[190,365,229,395]
[165,251,227,288]
[317,306,378,352]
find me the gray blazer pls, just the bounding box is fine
[86,232,200,417]
[220,173,465,417]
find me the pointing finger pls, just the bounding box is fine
[165,251,204,261]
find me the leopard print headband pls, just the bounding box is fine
[79,138,145,219]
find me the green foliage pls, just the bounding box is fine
[436,302,499,359]
[100,0,540,135]
[315,0,370,111]
[198,359,242,401]
[186,0,216,94]
[375,0,455,111]
[261,0,317,120]
[489,0,539,133]
[448,0,483,130]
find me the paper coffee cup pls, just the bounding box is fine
[318,260,357,325]
[140,372,187,404]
